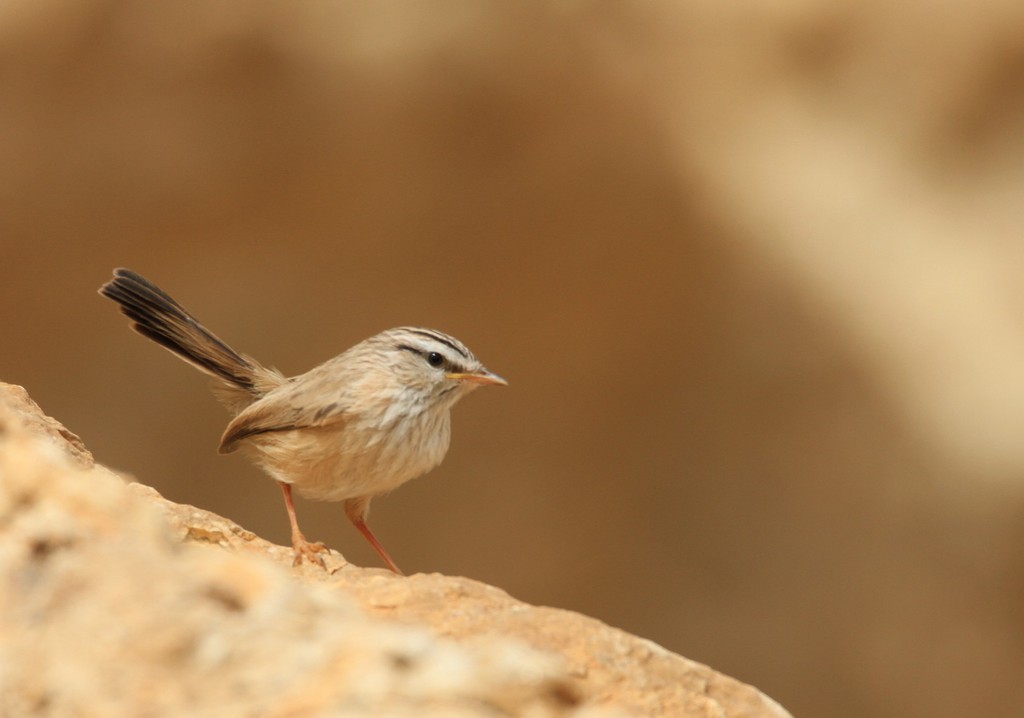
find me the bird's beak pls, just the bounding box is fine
[447,369,508,387]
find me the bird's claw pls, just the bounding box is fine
[291,537,329,568]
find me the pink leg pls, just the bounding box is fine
[345,496,403,575]
[279,482,328,567]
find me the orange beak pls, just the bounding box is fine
[446,369,508,387]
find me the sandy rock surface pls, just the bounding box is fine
[0,382,789,718]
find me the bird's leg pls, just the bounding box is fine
[279,482,328,567]
[345,496,403,575]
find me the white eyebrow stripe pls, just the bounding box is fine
[406,329,471,359]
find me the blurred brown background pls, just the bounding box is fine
[3,1,1024,716]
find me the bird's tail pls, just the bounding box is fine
[99,268,284,410]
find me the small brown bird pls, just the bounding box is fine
[99,268,506,573]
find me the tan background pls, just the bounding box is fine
[3,2,1024,716]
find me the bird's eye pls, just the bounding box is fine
[426,352,444,368]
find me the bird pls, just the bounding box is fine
[99,268,506,573]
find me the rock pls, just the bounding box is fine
[0,382,791,718]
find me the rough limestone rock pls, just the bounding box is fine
[0,383,791,718]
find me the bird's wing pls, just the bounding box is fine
[218,385,348,454]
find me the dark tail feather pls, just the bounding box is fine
[99,268,261,394]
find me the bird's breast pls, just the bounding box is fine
[248,409,452,503]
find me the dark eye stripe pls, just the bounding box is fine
[396,344,466,373]
[396,344,423,357]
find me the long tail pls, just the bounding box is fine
[99,268,283,407]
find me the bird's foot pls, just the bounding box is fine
[291,535,330,568]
